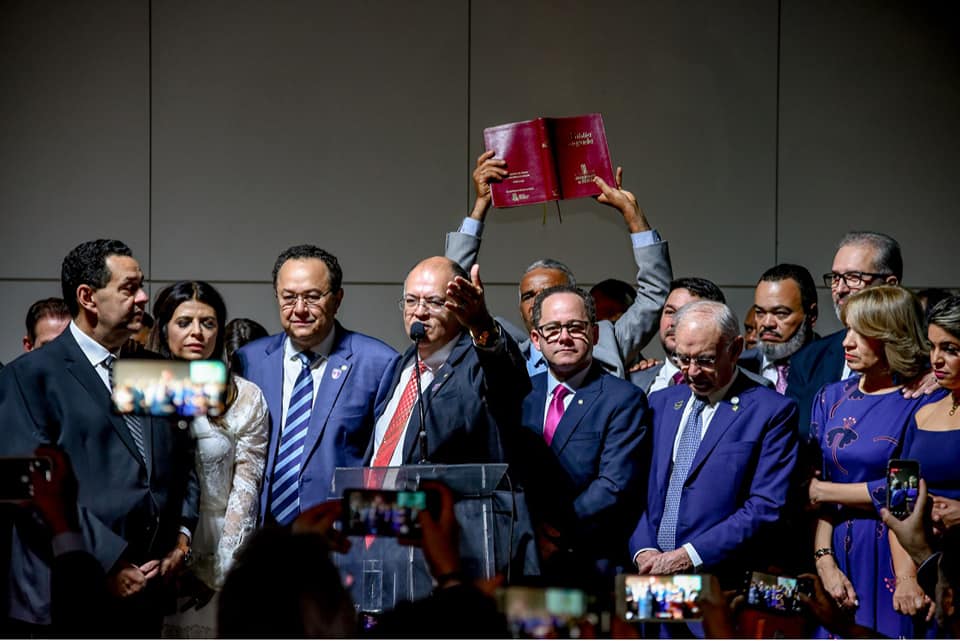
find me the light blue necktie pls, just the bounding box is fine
[657,395,708,551]
[269,351,314,525]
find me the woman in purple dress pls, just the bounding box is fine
[807,286,943,637]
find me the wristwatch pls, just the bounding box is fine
[470,323,500,348]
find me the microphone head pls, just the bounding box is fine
[409,321,427,341]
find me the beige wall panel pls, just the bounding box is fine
[0,0,149,277]
[149,0,470,283]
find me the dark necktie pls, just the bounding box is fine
[105,355,146,461]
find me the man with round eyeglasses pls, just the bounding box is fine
[236,244,400,525]
[513,285,649,580]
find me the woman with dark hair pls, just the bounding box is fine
[807,286,946,638]
[887,295,960,631]
[149,281,268,638]
[223,317,269,375]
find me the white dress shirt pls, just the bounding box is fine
[279,328,336,432]
[371,337,458,467]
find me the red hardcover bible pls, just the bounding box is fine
[482,113,615,208]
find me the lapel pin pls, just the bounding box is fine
[730,396,740,412]
[674,400,684,410]
[577,399,583,405]
[331,368,344,380]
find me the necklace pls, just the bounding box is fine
[951,396,960,417]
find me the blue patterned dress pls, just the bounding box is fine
[812,378,944,638]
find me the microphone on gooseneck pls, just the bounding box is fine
[410,322,429,464]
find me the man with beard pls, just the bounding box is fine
[742,264,819,395]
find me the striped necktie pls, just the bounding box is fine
[657,395,708,551]
[270,351,315,525]
[105,356,146,461]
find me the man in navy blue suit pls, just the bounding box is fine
[366,256,529,467]
[630,300,799,587]
[516,285,649,577]
[787,231,902,438]
[237,245,399,524]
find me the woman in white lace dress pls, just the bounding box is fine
[148,281,269,638]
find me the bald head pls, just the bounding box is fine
[402,257,468,357]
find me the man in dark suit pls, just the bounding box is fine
[787,231,902,438]
[0,239,199,637]
[22,297,70,352]
[740,264,819,395]
[630,300,798,587]
[516,285,649,576]
[446,152,672,379]
[237,245,399,525]
[366,257,529,466]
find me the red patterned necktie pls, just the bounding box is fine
[373,361,428,467]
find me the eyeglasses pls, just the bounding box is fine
[673,353,719,371]
[278,291,333,310]
[535,320,592,343]
[822,271,890,289]
[400,296,446,313]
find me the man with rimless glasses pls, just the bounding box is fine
[514,285,649,579]
[237,245,400,525]
[630,300,798,591]
[786,232,903,437]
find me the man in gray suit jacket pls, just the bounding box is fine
[446,151,672,379]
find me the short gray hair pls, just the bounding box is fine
[674,300,740,347]
[522,259,576,287]
[837,231,903,281]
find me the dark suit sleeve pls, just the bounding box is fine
[0,365,131,572]
[686,400,799,569]
[476,326,532,412]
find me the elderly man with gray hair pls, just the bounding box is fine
[629,300,799,589]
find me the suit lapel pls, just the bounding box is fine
[261,335,287,482]
[301,331,352,469]
[686,373,753,481]
[657,388,688,496]
[551,365,604,453]
[400,333,469,463]
[62,333,144,465]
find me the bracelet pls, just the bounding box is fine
[814,547,834,561]
[896,574,917,585]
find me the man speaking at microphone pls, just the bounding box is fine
[366,257,530,466]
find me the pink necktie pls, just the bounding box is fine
[543,385,570,445]
[775,363,790,395]
[671,371,685,386]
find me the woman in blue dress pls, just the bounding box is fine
[807,286,943,637]
[890,295,960,631]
